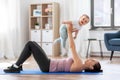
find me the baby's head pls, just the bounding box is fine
[79,14,90,26]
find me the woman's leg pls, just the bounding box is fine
[15,41,50,72]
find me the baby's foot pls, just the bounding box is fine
[61,48,68,57]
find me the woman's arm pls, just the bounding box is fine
[67,24,81,62]
[67,24,83,72]
[75,30,79,39]
[73,30,79,39]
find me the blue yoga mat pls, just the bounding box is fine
[0,70,103,75]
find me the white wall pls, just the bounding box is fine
[89,30,112,52]
[19,0,70,45]
[20,0,31,45]
[19,0,92,56]
[19,0,91,41]
[20,0,91,24]
[89,30,120,56]
[19,0,120,57]
[29,0,70,23]
[19,0,91,57]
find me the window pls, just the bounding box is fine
[91,0,120,29]
[115,0,120,26]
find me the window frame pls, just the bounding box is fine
[91,0,120,29]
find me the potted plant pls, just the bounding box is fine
[35,22,40,29]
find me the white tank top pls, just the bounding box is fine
[72,20,82,30]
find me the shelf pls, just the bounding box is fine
[31,16,42,18]
[29,3,60,56]
[31,15,52,18]
[31,28,53,30]
[42,3,52,5]
[41,29,53,30]
[31,28,41,30]
[31,4,42,6]
[42,42,53,43]
[42,15,52,17]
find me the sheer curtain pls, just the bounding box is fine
[0,0,22,59]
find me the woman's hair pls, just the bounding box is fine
[84,62,103,72]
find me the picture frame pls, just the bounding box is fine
[33,9,41,17]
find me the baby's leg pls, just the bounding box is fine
[61,38,67,56]
[53,24,67,44]
[59,24,68,56]
[60,24,68,48]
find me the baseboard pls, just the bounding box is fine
[90,52,120,58]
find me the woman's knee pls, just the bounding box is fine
[26,41,34,46]
[27,41,33,44]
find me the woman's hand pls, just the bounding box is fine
[67,24,73,33]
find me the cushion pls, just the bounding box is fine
[109,38,120,46]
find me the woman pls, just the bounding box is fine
[4,24,102,73]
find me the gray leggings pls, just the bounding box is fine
[15,41,50,72]
[59,24,68,48]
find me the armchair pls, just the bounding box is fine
[104,31,120,60]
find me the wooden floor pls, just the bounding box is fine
[0,56,120,80]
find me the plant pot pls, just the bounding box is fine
[35,25,40,29]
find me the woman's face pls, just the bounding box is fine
[84,58,98,70]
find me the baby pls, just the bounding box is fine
[55,14,90,56]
